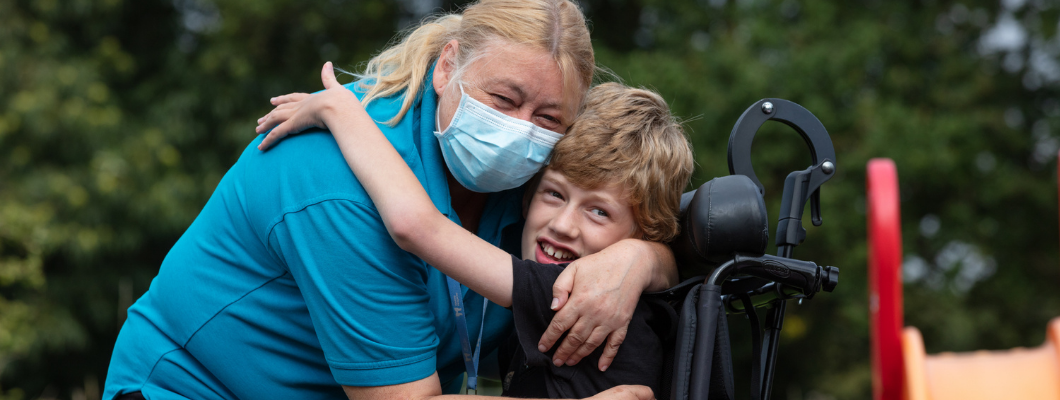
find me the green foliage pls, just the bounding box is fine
[584,0,1060,398]
[1,0,1058,398]
[0,0,404,396]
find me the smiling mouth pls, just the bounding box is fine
[539,241,577,262]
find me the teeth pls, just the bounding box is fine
[540,242,575,261]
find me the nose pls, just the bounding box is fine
[548,204,579,240]
[509,107,534,124]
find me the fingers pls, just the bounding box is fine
[258,119,293,151]
[550,318,595,366]
[321,61,341,89]
[551,264,576,311]
[625,385,656,400]
[592,385,655,400]
[257,108,297,150]
[256,107,293,134]
[270,93,309,106]
[538,265,577,353]
[568,324,619,367]
[538,309,573,354]
[597,327,627,371]
[564,325,611,367]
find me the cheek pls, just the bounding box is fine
[436,87,463,131]
[523,206,550,234]
[586,221,638,254]
[577,223,610,254]
[521,202,545,243]
[437,102,455,131]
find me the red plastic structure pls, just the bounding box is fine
[868,155,1060,400]
[868,158,904,400]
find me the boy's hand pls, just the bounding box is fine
[587,385,655,400]
[256,61,361,151]
[539,239,674,371]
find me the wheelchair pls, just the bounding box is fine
[658,99,840,400]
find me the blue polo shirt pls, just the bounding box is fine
[103,78,521,399]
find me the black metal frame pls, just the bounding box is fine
[688,99,839,400]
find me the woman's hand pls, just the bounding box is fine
[587,385,655,400]
[538,239,677,371]
[256,61,361,151]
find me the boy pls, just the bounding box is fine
[258,71,694,398]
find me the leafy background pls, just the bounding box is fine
[1,0,1058,399]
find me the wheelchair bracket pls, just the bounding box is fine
[726,99,837,253]
[682,99,838,400]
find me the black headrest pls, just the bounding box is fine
[672,175,770,278]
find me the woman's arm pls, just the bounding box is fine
[539,240,676,371]
[257,62,515,306]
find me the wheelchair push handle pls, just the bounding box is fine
[727,98,836,195]
[707,253,839,296]
[728,99,837,252]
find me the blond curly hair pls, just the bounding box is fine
[547,83,695,242]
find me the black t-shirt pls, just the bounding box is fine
[499,256,667,398]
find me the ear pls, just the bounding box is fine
[433,39,460,96]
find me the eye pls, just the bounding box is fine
[591,208,610,218]
[492,94,516,108]
[536,114,563,130]
[547,190,564,200]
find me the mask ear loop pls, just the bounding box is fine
[435,82,469,135]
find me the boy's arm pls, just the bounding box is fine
[258,62,515,306]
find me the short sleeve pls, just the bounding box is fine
[509,257,567,368]
[507,256,667,398]
[268,199,439,386]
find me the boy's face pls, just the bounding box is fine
[521,169,640,264]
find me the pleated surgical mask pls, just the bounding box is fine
[434,85,562,193]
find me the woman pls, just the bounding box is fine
[104,1,676,399]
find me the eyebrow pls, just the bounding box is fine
[499,80,527,101]
[585,192,623,209]
[539,174,563,187]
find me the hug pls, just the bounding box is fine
[104,0,695,399]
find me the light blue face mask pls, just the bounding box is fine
[434,85,563,193]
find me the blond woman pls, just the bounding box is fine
[104,1,677,399]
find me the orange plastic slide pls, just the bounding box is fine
[902,319,1060,400]
[868,157,1060,400]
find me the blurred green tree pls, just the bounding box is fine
[1,0,1058,399]
[585,0,1060,398]
[0,0,408,397]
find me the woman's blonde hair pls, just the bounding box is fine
[356,0,594,126]
[548,83,695,242]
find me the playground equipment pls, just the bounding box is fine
[665,99,839,400]
[867,158,1060,400]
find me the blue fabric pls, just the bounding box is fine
[103,78,520,399]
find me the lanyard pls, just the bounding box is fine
[446,276,489,393]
